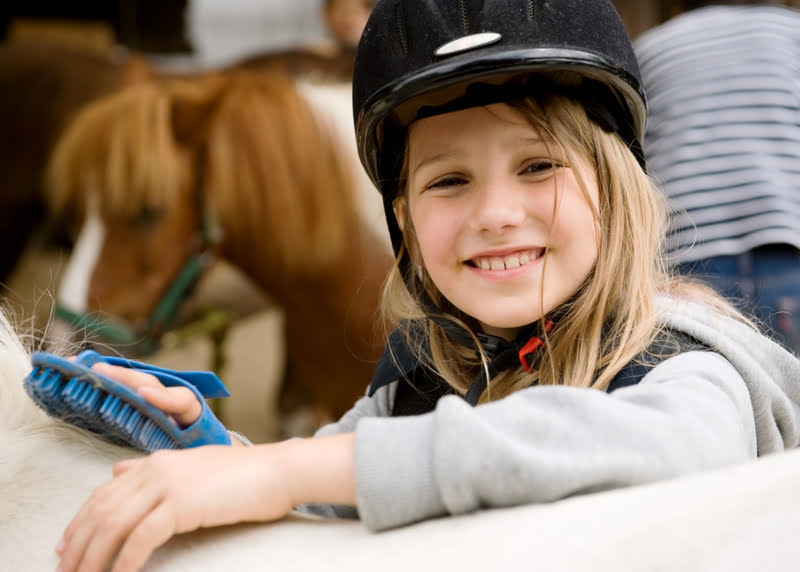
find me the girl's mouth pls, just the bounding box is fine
[467,249,544,270]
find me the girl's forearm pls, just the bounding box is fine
[260,432,357,508]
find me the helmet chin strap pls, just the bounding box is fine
[463,318,555,405]
[415,277,561,406]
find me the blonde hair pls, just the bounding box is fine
[380,90,750,402]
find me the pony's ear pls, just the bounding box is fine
[120,52,153,86]
[168,74,226,146]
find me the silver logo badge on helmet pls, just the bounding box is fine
[434,32,502,57]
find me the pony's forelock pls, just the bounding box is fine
[45,82,191,220]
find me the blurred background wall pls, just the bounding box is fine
[0,0,670,68]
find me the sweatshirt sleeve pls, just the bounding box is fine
[354,351,759,531]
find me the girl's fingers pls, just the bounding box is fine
[92,362,203,427]
[58,445,303,571]
[111,503,178,572]
[137,385,203,427]
[112,457,141,477]
[58,470,161,572]
[91,362,161,391]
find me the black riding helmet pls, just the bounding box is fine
[352,0,647,257]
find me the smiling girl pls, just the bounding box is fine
[56,1,800,571]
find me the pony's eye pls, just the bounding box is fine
[131,206,166,228]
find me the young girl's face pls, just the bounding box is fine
[404,103,600,340]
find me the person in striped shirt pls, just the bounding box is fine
[634,0,800,352]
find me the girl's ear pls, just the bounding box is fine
[394,197,407,231]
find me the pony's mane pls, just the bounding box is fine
[46,68,364,275]
[199,70,361,274]
[46,80,191,219]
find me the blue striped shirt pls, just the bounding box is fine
[634,5,800,263]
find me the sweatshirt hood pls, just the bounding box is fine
[657,296,800,453]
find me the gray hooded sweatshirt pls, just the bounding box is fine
[308,296,800,531]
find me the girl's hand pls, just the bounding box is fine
[55,434,356,572]
[91,362,202,427]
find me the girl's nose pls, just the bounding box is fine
[471,179,527,234]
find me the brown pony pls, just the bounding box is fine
[0,39,152,283]
[47,68,394,427]
[0,36,355,290]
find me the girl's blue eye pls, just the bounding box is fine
[427,175,466,190]
[521,159,563,175]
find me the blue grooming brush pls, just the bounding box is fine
[24,349,232,452]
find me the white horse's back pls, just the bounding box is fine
[3,305,800,571]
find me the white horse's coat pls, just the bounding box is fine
[2,306,800,571]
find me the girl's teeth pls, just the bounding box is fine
[476,253,530,270]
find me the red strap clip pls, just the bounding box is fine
[518,319,554,373]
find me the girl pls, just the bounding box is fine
[56,1,800,570]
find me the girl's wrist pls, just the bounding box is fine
[276,432,357,507]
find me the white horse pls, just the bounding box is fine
[3,307,800,571]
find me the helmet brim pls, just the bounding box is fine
[355,47,647,191]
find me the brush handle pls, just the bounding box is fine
[76,351,231,398]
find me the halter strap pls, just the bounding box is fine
[54,249,215,356]
[54,201,221,355]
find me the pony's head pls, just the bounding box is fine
[47,68,361,355]
[46,78,201,352]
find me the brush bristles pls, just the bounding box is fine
[24,365,180,452]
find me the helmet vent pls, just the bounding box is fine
[527,0,536,21]
[394,2,408,54]
[458,0,470,34]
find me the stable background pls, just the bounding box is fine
[0,1,693,61]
